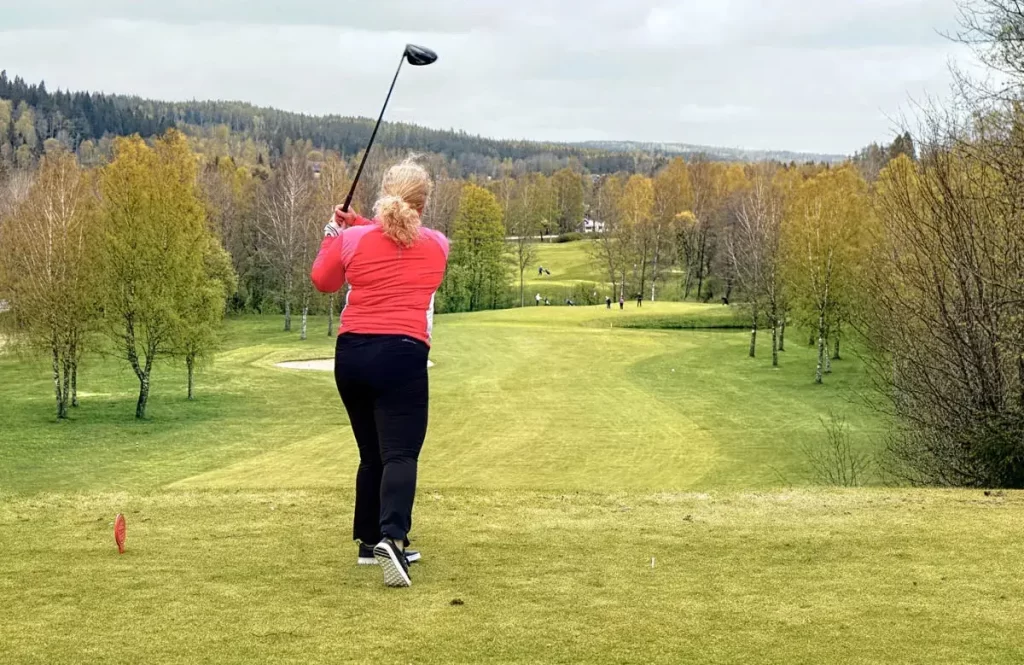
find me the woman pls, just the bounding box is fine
[310,158,449,588]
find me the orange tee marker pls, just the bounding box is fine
[114,514,126,554]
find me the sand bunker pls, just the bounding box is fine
[276,358,434,371]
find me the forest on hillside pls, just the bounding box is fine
[0,71,663,177]
[0,70,850,179]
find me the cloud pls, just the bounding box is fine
[0,0,978,153]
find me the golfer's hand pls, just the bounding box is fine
[323,219,342,237]
[334,205,360,228]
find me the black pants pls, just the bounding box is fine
[334,333,429,545]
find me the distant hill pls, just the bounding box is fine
[576,140,847,164]
[1,70,847,174]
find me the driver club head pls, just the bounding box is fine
[404,44,438,66]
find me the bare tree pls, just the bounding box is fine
[590,175,628,299]
[350,147,403,217]
[867,113,1024,487]
[953,0,1024,99]
[731,166,785,365]
[0,168,34,220]
[688,156,717,300]
[802,412,870,486]
[423,175,462,236]
[856,0,1024,487]
[258,151,316,332]
[315,153,349,336]
[504,175,543,307]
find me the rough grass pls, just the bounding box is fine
[1,305,1020,663]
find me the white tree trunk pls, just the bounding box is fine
[52,345,67,419]
[71,361,79,407]
[771,322,779,367]
[749,304,758,358]
[300,305,308,341]
[328,295,335,337]
[816,311,826,384]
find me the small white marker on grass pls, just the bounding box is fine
[651,557,655,568]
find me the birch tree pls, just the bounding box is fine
[651,158,691,301]
[785,166,870,383]
[96,131,211,418]
[730,165,785,364]
[258,150,315,332]
[590,175,627,298]
[499,174,543,307]
[0,150,96,418]
[315,153,348,336]
[174,238,237,400]
[618,174,655,299]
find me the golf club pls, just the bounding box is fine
[341,43,438,212]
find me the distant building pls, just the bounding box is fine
[581,217,605,234]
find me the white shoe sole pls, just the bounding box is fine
[358,551,420,566]
[373,542,411,587]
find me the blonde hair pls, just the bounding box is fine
[374,158,431,248]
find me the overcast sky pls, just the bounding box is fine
[0,0,979,154]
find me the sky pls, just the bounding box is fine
[0,0,981,155]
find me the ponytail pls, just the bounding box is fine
[373,157,431,248]
[375,194,422,248]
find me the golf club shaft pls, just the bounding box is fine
[341,53,407,212]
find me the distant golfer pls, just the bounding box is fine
[536,293,541,306]
[636,294,643,307]
[311,158,448,588]
[605,296,612,309]
[619,295,624,310]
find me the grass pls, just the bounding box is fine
[2,489,1021,664]
[1,304,1020,663]
[0,303,876,494]
[523,239,604,293]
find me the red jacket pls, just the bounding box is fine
[310,215,449,345]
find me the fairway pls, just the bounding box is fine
[524,240,602,292]
[523,239,688,304]
[1,305,1020,664]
